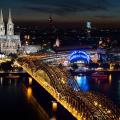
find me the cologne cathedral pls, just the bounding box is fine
[0,9,21,54]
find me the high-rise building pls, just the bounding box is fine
[86,21,92,38]
[0,9,21,54]
[86,21,92,29]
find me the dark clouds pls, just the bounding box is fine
[0,0,120,22]
[26,4,107,16]
[0,0,109,14]
[24,0,110,15]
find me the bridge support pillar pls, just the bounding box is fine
[52,101,58,112]
[51,101,57,120]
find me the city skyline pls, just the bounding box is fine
[0,0,120,25]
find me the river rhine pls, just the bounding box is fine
[0,71,119,120]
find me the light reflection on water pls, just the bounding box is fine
[0,76,50,120]
[0,77,3,85]
[109,74,112,85]
[69,72,120,107]
[117,80,120,102]
[27,87,32,99]
[74,74,112,92]
[75,75,89,91]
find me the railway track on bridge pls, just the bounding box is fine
[16,56,120,120]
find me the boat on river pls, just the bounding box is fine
[92,72,108,80]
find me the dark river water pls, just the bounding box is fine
[0,75,48,120]
[75,71,120,107]
[0,74,75,120]
[0,72,119,120]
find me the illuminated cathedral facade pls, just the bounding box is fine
[0,9,21,54]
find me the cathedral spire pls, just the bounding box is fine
[7,9,14,35]
[8,9,12,23]
[0,9,4,23]
[0,9,5,35]
[54,37,60,47]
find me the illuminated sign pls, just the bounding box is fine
[69,51,90,63]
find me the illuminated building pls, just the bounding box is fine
[86,21,92,29]
[0,9,21,54]
[69,51,90,63]
[85,21,92,38]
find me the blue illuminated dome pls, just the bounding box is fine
[69,51,90,63]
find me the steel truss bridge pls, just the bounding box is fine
[16,56,120,120]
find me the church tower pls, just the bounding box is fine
[7,9,14,35]
[54,37,60,47]
[0,9,5,35]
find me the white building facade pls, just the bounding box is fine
[0,9,21,54]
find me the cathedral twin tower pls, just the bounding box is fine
[0,9,14,36]
[0,9,21,54]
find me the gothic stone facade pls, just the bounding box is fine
[0,10,21,54]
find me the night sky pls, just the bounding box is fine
[0,0,120,24]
